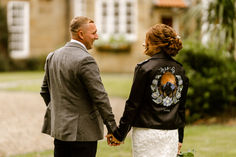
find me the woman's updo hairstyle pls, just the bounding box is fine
[144,24,182,56]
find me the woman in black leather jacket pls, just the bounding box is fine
[107,24,189,157]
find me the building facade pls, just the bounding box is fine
[1,0,190,72]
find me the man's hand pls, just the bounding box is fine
[106,134,122,146]
[178,142,183,154]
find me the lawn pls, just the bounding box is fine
[0,71,133,98]
[0,71,44,92]
[10,125,236,157]
[1,72,236,157]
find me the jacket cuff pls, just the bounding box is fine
[113,128,125,142]
[105,120,117,134]
[113,124,132,142]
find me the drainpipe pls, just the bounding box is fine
[65,0,70,41]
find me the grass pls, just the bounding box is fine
[101,73,132,98]
[0,71,133,97]
[10,125,236,157]
[1,72,236,157]
[182,125,236,157]
[0,71,43,82]
[96,137,132,157]
[0,71,44,92]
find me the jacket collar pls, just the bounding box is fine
[151,51,182,66]
[64,41,88,52]
[151,51,172,59]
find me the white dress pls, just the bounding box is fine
[132,127,178,157]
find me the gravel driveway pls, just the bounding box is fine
[0,91,126,157]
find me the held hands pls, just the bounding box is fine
[106,134,123,146]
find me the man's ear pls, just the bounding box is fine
[77,30,84,40]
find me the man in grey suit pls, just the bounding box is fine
[40,16,117,157]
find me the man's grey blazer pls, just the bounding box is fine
[40,42,117,141]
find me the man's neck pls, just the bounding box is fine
[70,39,87,50]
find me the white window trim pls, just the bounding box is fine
[7,1,30,58]
[201,0,211,44]
[173,16,179,33]
[95,0,137,42]
[73,0,86,17]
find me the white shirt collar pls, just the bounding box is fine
[70,39,87,50]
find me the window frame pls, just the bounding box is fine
[95,0,137,42]
[7,1,30,58]
[73,0,86,16]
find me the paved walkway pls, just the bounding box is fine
[0,91,126,157]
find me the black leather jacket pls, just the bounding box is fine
[114,51,189,143]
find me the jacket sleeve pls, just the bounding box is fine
[79,56,117,133]
[178,127,184,143]
[178,70,189,143]
[113,65,147,141]
[40,74,50,106]
[40,53,53,106]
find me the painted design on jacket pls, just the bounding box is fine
[151,66,183,107]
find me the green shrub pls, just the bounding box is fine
[177,41,236,122]
[0,54,10,71]
[10,56,46,71]
[0,55,46,72]
[0,5,9,57]
[0,5,10,71]
[178,151,194,157]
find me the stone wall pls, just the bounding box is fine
[92,0,152,72]
[2,0,193,72]
[30,0,69,56]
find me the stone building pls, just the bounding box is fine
[1,0,190,72]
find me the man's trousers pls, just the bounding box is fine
[54,139,97,157]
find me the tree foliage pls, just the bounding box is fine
[183,0,236,59]
[177,41,236,122]
[206,0,236,58]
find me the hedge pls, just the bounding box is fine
[0,55,46,72]
[177,41,236,122]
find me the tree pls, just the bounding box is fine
[206,0,236,60]
[0,5,9,58]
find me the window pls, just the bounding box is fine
[7,1,30,58]
[73,0,86,16]
[95,0,137,41]
[161,16,173,27]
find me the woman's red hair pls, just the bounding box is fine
[144,24,182,57]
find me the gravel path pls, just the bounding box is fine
[0,91,126,157]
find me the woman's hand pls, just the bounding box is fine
[178,142,183,154]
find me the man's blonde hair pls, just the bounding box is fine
[70,16,94,37]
